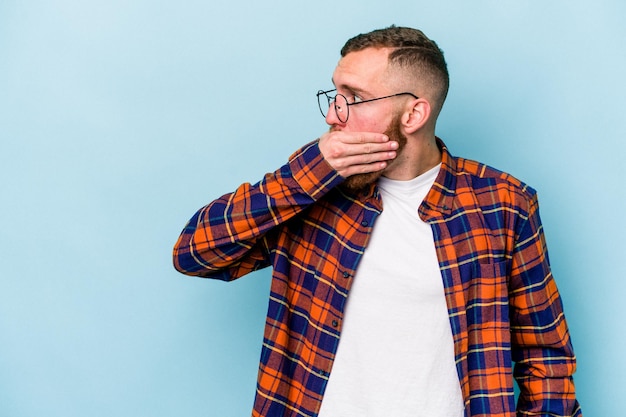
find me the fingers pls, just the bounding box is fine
[318,131,399,178]
[336,132,390,144]
[332,152,395,177]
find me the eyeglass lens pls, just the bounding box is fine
[317,91,349,123]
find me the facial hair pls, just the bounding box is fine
[342,114,407,193]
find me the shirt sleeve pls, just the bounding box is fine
[508,193,582,416]
[172,140,343,280]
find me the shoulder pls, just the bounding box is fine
[451,155,538,212]
[455,156,534,192]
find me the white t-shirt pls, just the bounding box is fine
[318,164,464,417]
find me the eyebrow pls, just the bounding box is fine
[331,78,370,97]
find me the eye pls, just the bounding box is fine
[347,94,363,104]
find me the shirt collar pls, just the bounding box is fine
[420,137,457,217]
[343,137,458,216]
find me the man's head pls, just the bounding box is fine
[339,26,449,119]
[328,26,448,191]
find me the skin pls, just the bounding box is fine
[318,47,442,186]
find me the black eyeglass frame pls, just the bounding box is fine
[316,89,419,123]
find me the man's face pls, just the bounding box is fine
[327,47,407,191]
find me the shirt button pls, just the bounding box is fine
[332,320,339,327]
[361,220,369,227]
[342,271,350,279]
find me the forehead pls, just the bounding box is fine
[332,47,391,93]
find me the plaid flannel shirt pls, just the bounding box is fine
[173,138,581,417]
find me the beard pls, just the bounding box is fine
[341,114,407,193]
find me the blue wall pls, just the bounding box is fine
[1,1,623,416]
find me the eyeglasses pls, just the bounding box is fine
[316,89,419,123]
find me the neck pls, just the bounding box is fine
[383,133,441,181]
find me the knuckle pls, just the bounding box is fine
[359,165,373,174]
[335,160,348,170]
[330,146,343,159]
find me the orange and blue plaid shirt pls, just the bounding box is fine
[173,139,581,417]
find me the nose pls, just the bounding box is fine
[325,103,344,127]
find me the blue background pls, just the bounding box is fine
[1,1,623,416]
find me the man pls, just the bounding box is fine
[173,26,581,417]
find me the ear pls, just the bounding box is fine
[401,99,431,134]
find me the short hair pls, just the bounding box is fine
[341,26,449,115]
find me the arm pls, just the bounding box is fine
[172,140,343,280]
[173,131,398,280]
[172,129,398,281]
[509,194,582,416]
